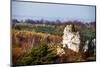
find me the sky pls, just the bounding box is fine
[12,1,96,23]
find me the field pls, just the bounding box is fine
[12,20,96,66]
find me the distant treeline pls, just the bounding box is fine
[12,19,96,26]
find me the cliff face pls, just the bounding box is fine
[63,24,80,52]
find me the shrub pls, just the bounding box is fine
[20,43,58,65]
[21,56,33,65]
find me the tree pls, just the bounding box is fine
[20,43,58,65]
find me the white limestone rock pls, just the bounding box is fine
[83,40,89,53]
[63,24,80,52]
[56,46,65,56]
[92,38,96,46]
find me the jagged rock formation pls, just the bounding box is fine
[63,24,80,52]
[56,24,95,62]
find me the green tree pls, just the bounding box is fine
[21,43,58,65]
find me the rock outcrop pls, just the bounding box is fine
[63,24,80,52]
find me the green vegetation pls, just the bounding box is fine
[80,28,95,40]
[14,25,63,36]
[20,43,58,65]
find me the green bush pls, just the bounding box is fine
[20,43,58,65]
[30,43,48,57]
[21,56,33,65]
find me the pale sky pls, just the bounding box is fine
[12,1,96,23]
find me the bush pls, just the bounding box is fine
[20,43,58,65]
[30,43,48,57]
[21,56,33,65]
